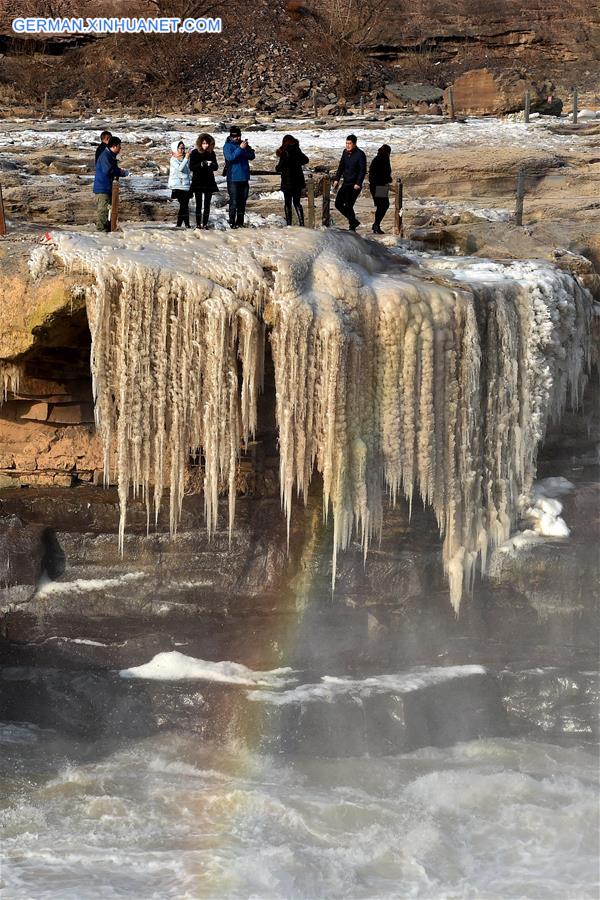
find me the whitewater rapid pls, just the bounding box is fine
[1,727,597,899]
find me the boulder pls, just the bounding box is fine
[291,78,312,98]
[384,82,444,105]
[414,101,443,115]
[60,98,82,112]
[445,68,543,116]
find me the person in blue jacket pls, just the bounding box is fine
[93,136,129,232]
[223,125,255,228]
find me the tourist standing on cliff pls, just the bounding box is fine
[275,134,309,226]
[368,144,392,234]
[93,135,128,232]
[168,139,192,228]
[223,126,255,228]
[189,133,219,229]
[95,130,112,164]
[333,134,367,231]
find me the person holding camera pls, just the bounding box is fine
[189,133,219,229]
[223,125,255,229]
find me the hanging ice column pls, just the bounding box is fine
[0,361,21,404]
[53,228,591,611]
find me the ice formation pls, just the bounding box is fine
[119,651,294,685]
[53,227,591,611]
[0,361,21,404]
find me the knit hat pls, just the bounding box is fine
[229,126,242,137]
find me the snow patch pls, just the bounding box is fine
[28,246,52,280]
[35,572,147,598]
[119,651,295,686]
[533,476,575,498]
[525,497,570,538]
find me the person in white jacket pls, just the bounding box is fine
[168,139,192,228]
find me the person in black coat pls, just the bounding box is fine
[368,144,392,234]
[275,134,309,226]
[189,133,219,229]
[333,134,367,231]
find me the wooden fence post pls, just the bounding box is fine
[359,95,364,115]
[448,87,455,121]
[307,175,315,228]
[43,91,48,119]
[0,183,6,236]
[515,169,525,226]
[572,87,578,124]
[393,177,403,237]
[321,174,331,227]
[110,180,120,232]
[524,90,530,123]
[313,91,318,118]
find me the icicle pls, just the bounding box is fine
[52,229,592,611]
[0,362,21,405]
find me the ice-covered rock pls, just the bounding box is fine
[52,227,591,611]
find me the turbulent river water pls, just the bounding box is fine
[1,673,598,899]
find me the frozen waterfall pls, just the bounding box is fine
[52,227,591,611]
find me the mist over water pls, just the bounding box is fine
[1,671,598,899]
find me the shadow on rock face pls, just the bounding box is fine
[40,527,66,582]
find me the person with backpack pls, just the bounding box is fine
[168,139,192,228]
[93,135,128,232]
[332,134,367,231]
[368,144,392,234]
[189,133,219,229]
[275,134,309,226]
[223,125,255,228]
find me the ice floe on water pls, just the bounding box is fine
[248,665,487,704]
[119,650,294,686]
[118,653,487,699]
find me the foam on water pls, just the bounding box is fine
[247,664,486,705]
[1,733,597,899]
